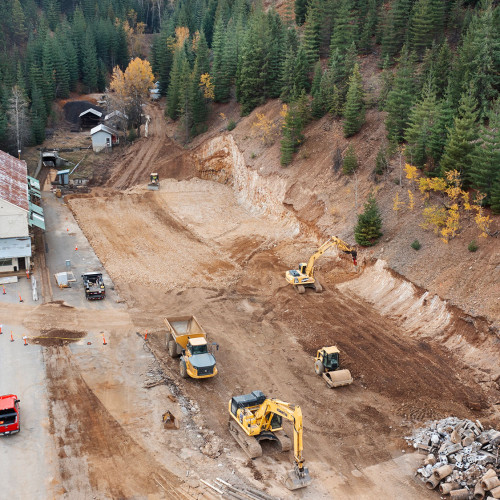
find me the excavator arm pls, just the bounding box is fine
[305,236,357,276]
[257,399,305,470]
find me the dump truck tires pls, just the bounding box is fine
[168,340,179,358]
[314,360,325,375]
[180,359,188,379]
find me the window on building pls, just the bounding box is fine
[0,258,13,267]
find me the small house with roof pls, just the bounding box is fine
[79,108,102,129]
[90,124,120,152]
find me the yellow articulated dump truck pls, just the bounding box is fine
[164,315,218,379]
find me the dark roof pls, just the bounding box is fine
[0,150,28,211]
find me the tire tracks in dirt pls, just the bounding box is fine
[43,345,190,499]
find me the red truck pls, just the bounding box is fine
[0,394,20,435]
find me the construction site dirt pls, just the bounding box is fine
[64,181,499,498]
[13,102,498,499]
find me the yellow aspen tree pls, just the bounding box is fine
[421,205,447,234]
[404,163,419,189]
[393,192,405,215]
[175,27,190,49]
[408,190,414,210]
[199,74,214,100]
[252,113,277,146]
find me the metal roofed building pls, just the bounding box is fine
[0,150,43,273]
[79,108,103,129]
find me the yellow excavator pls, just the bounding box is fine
[285,236,357,293]
[228,391,311,490]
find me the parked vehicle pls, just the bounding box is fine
[0,394,20,435]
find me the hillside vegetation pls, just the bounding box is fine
[1,0,499,213]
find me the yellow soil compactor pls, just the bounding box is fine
[314,346,353,388]
[228,390,312,491]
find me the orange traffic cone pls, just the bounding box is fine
[23,336,28,346]
[2,286,5,294]
[75,245,78,251]
[145,330,148,341]
[19,295,23,303]
[10,332,14,342]
[26,269,30,279]
[0,324,2,334]
[102,334,107,345]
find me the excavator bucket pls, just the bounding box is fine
[284,466,312,490]
[323,369,353,388]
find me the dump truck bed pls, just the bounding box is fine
[164,315,206,348]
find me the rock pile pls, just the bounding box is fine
[406,417,500,498]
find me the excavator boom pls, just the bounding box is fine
[228,392,312,490]
[305,236,357,276]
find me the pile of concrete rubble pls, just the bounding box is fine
[406,417,500,498]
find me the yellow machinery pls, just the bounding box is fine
[285,236,357,293]
[228,391,312,490]
[148,172,160,190]
[315,346,353,388]
[164,316,218,379]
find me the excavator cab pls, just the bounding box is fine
[298,263,307,274]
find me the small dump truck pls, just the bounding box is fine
[164,315,218,379]
[314,346,353,388]
[0,394,20,436]
[82,272,105,300]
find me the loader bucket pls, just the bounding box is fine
[147,184,159,191]
[323,369,353,388]
[284,466,312,490]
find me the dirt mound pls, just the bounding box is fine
[33,328,87,346]
[63,101,103,124]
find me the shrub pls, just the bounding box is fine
[374,147,388,175]
[411,239,421,250]
[342,145,358,174]
[227,119,236,131]
[468,240,478,252]
[127,128,137,142]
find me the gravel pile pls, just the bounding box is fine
[406,417,500,498]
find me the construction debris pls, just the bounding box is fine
[406,417,500,497]
[200,478,278,500]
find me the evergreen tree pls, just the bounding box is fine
[11,0,27,45]
[42,33,56,108]
[385,46,416,143]
[470,99,500,203]
[359,0,377,54]
[311,61,325,118]
[295,0,308,25]
[82,30,98,92]
[266,12,285,98]
[329,0,356,57]
[354,193,383,246]
[212,18,230,102]
[280,91,310,165]
[378,55,394,110]
[490,170,500,214]
[303,2,321,68]
[167,49,189,120]
[380,0,412,63]
[404,85,441,168]
[30,84,46,144]
[342,144,358,174]
[237,13,269,115]
[343,63,365,137]
[428,90,454,168]
[440,87,479,186]
[410,0,438,57]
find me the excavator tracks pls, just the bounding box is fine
[228,420,263,459]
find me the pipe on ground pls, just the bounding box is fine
[481,476,500,491]
[433,464,454,480]
[439,482,459,495]
[449,488,471,500]
[474,481,485,500]
[425,475,440,490]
